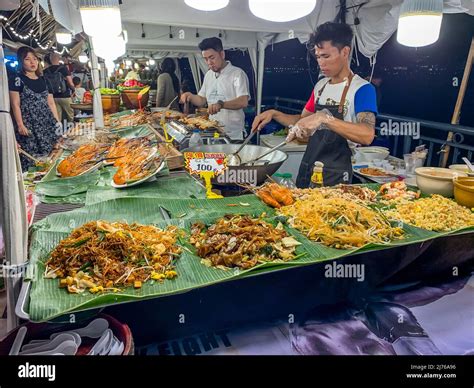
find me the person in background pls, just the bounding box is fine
[156,58,180,110]
[62,53,74,73]
[180,78,196,114]
[9,46,60,170]
[180,37,250,140]
[138,63,148,80]
[43,52,75,123]
[125,67,140,81]
[252,22,377,187]
[72,76,86,103]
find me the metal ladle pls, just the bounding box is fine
[227,130,257,166]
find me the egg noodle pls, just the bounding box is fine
[279,190,404,249]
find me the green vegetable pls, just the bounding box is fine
[274,128,289,136]
[65,237,90,248]
[99,88,120,95]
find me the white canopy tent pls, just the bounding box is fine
[0,0,473,330]
[42,0,473,115]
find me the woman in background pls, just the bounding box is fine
[9,46,60,170]
[156,58,180,110]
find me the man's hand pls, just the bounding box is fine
[18,124,31,137]
[251,109,276,132]
[287,111,331,142]
[180,92,193,104]
[208,103,222,115]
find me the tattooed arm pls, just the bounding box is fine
[323,111,376,145]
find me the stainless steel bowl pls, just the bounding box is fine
[183,144,288,185]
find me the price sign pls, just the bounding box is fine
[184,152,227,175]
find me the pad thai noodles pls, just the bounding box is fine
[45,221,182,293]
[278,191,404,249]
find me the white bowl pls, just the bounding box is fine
[449,164,471,174]
[415,167,467,197]
[354,146,390,163]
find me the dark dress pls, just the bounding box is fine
[9,73,60,170]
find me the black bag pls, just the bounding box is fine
[44,67,67,95]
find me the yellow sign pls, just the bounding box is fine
[184,152,226,199]
[138,86,150,99]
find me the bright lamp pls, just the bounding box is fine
[78,54,89,63]
[397,0,443,47]
[80,0,122,37]
[249,0,317,22]
[92,34,126,61]
[56,29,72,45]
[184,0,229,11]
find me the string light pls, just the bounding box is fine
[1,17,61,50]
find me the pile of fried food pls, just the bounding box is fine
[58,124,119,151]
[383,195,474,232]
[104,110,150,129]
[189,215,302,269]
[57,143,109,177]
[107,136,164,186]
[56,136,165,185]
[44,221,182,294]
[256,183,295,208]
[378,181,420,202]
[359,167,389,177]
[278,189,404,249]
[293,184,378,204]
[151,110,184,122]
[179,116,221,130]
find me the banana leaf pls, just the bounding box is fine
[85,174,206,205]
[26,197,291,321]
[26,193,473,322]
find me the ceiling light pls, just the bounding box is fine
[56,28,72,45]
[397,0,443,47]
[184,0,229,12]
[249,0,317,22]
[80,0,122,37]
[79,54,89,63]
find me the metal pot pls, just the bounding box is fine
[183,144,288,185]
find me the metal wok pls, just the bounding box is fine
[183,144,288,185]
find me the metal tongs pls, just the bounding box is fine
[242,140,288,166]
[227,130,257,166]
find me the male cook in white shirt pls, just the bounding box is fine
[180,37,250,140]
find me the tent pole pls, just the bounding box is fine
[0,27,28,331]
[89,37,105,129]
[440,37,474,167]
[257,41,265,116]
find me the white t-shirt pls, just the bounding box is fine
[199,61,250,140]
[304,74,378,146]
[73,87,86,103]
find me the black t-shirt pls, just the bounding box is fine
[43,65,72,98]
[8,73,52,94]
